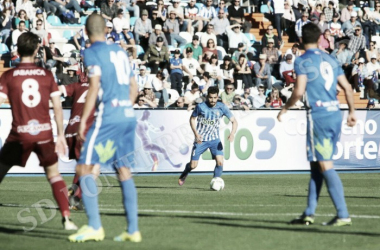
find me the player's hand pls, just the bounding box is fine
[195,134,202,144]
[346,112,357,127]
[77,121,86,141]
[277,107,287,122]
[227,133,235,142]
[55,135,67,157]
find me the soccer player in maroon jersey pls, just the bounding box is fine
[0,32,77,230]
[59,71,96,210]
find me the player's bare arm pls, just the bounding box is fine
[190,116,202,143]
[51,94,67,157]
[277,74,307,122]
[228,116,238,142]
[337,75,357,127]
[78,75,100,141]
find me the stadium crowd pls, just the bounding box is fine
[1,0,380,109]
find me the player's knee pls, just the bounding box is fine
[190,162,198,170]
[44,163,60,179]
[76,164,94,176]
[117,167,132,181]
[216,160,223,166]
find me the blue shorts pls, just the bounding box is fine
[191,139,223,161]
[78,119,136,169]
[307,112,341,162]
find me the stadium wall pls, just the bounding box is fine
[0,109,379,174]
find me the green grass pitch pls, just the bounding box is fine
[0,173,379,250]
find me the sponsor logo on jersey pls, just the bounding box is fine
[13,69,46,76]
[315,100,339,108]
[17,119,51,135]
[200,118,216,126]
[69,115,81,125]
[111,99,132,107]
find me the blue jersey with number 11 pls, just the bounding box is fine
[84,41,135,120]
[294,48,343,117]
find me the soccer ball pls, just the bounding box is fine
[210,177,225,191]
[179,144,189,155]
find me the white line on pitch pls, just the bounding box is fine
[99,204,380,208]
[99,208,380,219]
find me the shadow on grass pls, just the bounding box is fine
[196,221,380,237]
[0,226,69,240]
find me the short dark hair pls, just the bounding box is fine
[207,86,219,96]
[19,20,25,26]
[302,22,321,45]
[191,83,199,90]
[17,32,39,57]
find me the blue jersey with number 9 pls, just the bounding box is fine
[294,48,343,117]
[84,41,135,120]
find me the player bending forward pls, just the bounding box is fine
[178,86,238,187]
[0,32,77,230]
[68,14,140,243]
[277,22,356,226]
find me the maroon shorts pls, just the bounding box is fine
[66,136,82,160]
[0,140,58,167]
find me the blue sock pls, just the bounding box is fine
[120,178,139,234]
[322,169,349,218]
[304,167,323,216]
[79,174,102,230]
[213,165,223,178]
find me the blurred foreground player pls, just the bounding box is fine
[68,14,140,243]
[277,22,356,226]
[0,32,77,230]
[178,86,238,187]
[59,71,96,211]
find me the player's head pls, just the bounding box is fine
[17,32,40,58]
[85,13,106,40]
[302,22,321,45]
[207,86,219,107]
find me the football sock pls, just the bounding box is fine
[72,174,82,199]
[80,174,102,230]
[322,169,349,218]
[48,175,70,217]
[180,163,192,178]
[0,163,12,183]
[304,167,323,216]
[120,178,139,234]
[213,165,223,178]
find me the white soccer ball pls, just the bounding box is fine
[179,143,189,155]
[210,177,225,191]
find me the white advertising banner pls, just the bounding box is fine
[0,109,378,174]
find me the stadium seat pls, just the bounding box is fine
[166,88,180,105]
[61,43,77,55]
[63,30,76,40]
[244,33,256,44]
[260,5,273,13]
[216,46,226,59]
[195,31,203,40]
[80,16,88,25]
[136,45,144,56]
[130,17,137,27]
[47,15,64,26]
[0,43,9,54]
[195,3,204,10]
[179,31,192,44]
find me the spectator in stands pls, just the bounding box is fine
[142,36,169,74]
[200,24,217,48]
[254,54,272,90]
[351,57,368,92]
[121,0,139,18]
[348,25,366,58]
[227,0,251,33]
[164,10,187,47]
[45,38,65,73]
[136,65,151,91]
[38,1,56,17]
[280,54,296,86]
[293,2,305,21]
[2,0,15,16]
[184,0,203,33]
[156,0,167,23]
[152,70,170,107]
[199,0,216,31]
[272,0,285,44]
[16,0,35,19]
[113,9,130,33]
[11,20,27,49]
[341,1,356,23]
[220,82,235,108]
[198,73,212,95]
[318,29,334,54]
[51,0,86,17]
[205,54,223,89]
[252,85,266,108]
[168,0,187,32]
[0,9,12,44]
[284,43,301,63]
[310,3,323,22]
[323,1,336,22]
[168,96,188,108]
[331,39,353,76]
[170,49,183,96]
[31,19,48,46]
[120,25,136,56]
[151,8,163,28]
[282,1,296,41]
[101,0,118,21]
[149,24,168,47]
[73,28,88,56]
[58,65,78,85]
[360,6,377,47]
[232,42,247,65]
[316,13,329,33]
[184,35,202,62]
[220,55,234,88]
[234,54,254,89]
[367,98,376,109]
[134,94,157,108]
[182,47,204,90]
[366,55,380,87]
[240,87,254,108]
[262,25,280,49]
[295,12,311,44]
[366,41,379,62]
[202,38,217,62]
[105,21,119,43]
[329,12,343,39]
[141,82,157,105]
[184,83,200,104]
[209,8,229,52]
[134,9,152,47]
[262,38,280,65]
[265,88,283,108]
[226,23,250,54]
[15,9,30,30]
[342,11,361,36]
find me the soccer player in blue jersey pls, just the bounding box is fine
[277,22,357,226]
[68,14,141,242]
[178,86,238,187]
